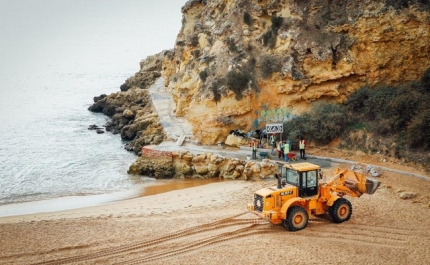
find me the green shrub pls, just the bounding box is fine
[364,86,396,120]
[201,55,215,64]
[389,85,421,129]
[190,35,199,47]
[211,78,225,103]
[243,12,252,25]
[282,68,430,154]
[191,49,201,58]
[284,113,312,140]
[368,118,394,135]
[407,109,430,150]
[261,16,284,49]
[345,86,371,112]
[248,57,257,68]
[226,70,249,100]
[346,86,396,120]
[226,37,237,52]
[262,30,277,48]
[309,103,347,144]
[212,86,221,102]
[199,70,208,82]
[421,67,430,92]
[260,55,282,79]
[219,2,226,12]
[291,66,304,80]
[271,16,283,31]
[207,36,214,46]
[284,103,346,145]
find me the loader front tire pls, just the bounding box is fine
[283,206,308,231]
[329,198,352,223]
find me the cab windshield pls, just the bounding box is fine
[285,168,299,186]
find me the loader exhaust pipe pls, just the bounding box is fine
[276,173,282,189]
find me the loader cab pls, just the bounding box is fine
[281,162,320,197]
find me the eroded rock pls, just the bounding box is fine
[129,149,277,180]
[399,191,418,200]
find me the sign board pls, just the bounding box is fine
[266,123,283,133]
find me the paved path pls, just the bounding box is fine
[149,77,193,143]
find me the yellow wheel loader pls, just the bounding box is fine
[247,162,381,231]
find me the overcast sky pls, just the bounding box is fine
[0,0,187,74]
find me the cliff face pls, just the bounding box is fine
[161,0,429,144]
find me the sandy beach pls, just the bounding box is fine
[0,157,429,265]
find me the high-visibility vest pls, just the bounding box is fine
[270,135,275,143]
[252,142,257,151]
[276,142,281,150]
[299,140,305,149]
[283,143,290,154]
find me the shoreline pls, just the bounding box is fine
[0,187,143,219]
[0,178,225,220]
[0,180,249,224]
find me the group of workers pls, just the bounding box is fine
[251,134,307,162]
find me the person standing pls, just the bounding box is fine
[283,141,290,162]
[252,140,257,159]
[277,141,283,159]
[299,137,307,159]
[270,133,276,155]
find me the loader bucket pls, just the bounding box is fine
[365,178,381,195]
[336,169,381,195]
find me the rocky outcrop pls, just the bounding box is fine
[128,150,278,180]
[128,156,175,178]
[120,51,173,91]
[88,51,175,154]
[162,0,429,144]
[224,134,249,147]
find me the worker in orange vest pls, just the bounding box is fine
[252,140,257,159]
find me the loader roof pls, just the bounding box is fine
[283,162,320,172]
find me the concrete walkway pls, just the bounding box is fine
[149,77,193,144]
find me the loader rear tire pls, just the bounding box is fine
[283,206,308,231]
[329,198,352,223]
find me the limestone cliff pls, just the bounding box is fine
[160,0,429,144]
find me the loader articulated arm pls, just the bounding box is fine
[326,168,381,197]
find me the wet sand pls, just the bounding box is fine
[0,178,223,218]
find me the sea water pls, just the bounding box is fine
[0,0,185,211]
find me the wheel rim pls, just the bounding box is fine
[338,205,349,218]
[294,213,304,225]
